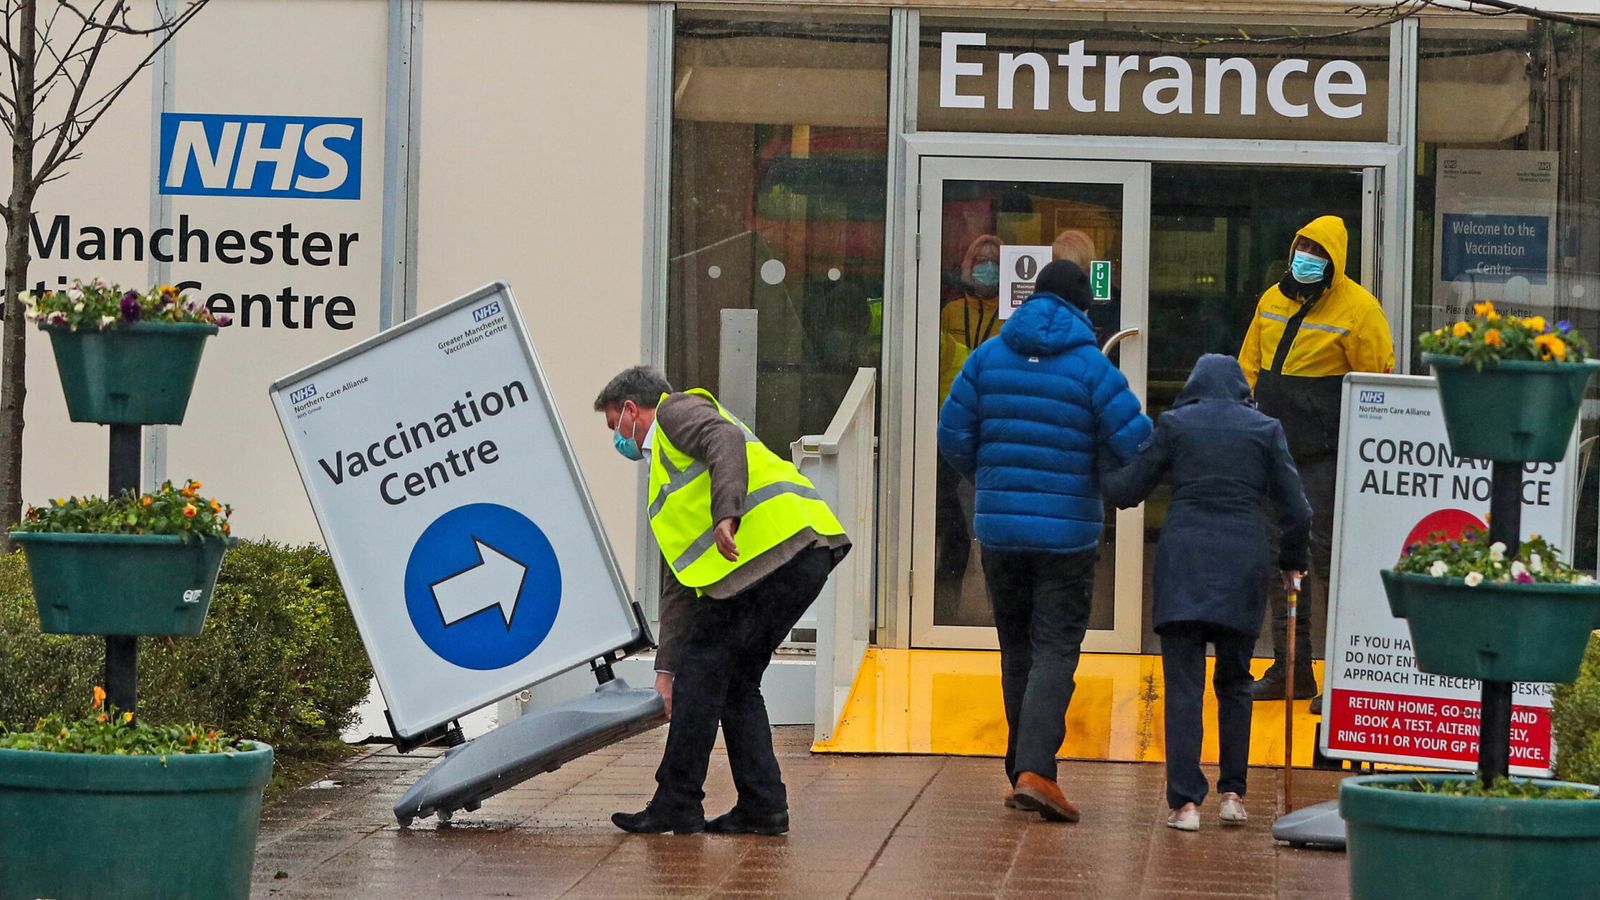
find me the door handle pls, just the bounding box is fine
[1101,327,1140,355]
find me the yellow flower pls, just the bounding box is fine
[1535,333,1568,361]
[1524,316,1547,333]
[1452,321,1472,338]
[122,711,134,724]
[189,480,201,491]
[1484,328,1503,347]
[210,499,222,513]
[1474,300,1497,317]
[222,522,232,536]
[183,504,198,518]
[160,285,178,297]
[91,685,106,710]
[141,495,153,508]
[97,713,107,723]
[1486,311,1501,322]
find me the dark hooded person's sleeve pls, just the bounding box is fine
[1100,416,1172,509]
[1266,420,1313,571]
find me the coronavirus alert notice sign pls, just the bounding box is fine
[1321,373,1576,775]
[270,283,642,738]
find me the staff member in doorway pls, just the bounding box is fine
[1238,215,1395,707]
[1101,354,1311,831]
[596,366,850,836]
[939,260,1151,822]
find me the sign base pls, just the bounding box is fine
[394,678,664,826]
[1271,800,1346,850]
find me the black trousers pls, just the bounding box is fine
[1267,455,1336,669]
[982,547,1096,784]
[651,547,836,819]
[1161,621,1255,809]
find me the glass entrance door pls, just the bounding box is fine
[910,157,1151,651]
[908,154,1375,653]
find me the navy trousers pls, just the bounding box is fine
[1160,620,1256,809]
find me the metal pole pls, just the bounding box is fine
[1282,576,1300,815]
[105,423,142,715]
[1479,460,1523,787]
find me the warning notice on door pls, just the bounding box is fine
[998,245,1050,320]
[1320,374,1575,776]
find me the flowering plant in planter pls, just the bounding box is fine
[21,279,230,330]
[16,479,232,540]
[0,686,249,756]
[1393,530,1594,586]
[1420,300,1590,368]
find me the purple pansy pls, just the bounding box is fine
[119,293,142,323]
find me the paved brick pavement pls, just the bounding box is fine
[254,727,1350,899]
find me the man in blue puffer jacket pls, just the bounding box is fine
[938,259,1151,823]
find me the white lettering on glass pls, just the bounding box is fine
[935,34,1368,122]
[940,32,987,109]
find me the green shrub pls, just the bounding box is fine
[1554,632,1600,786]
[0,540,371,759]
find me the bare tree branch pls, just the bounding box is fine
[1413,0,1600,28]
[34,0,211,189]
[59,0,206,36]
[1139,0,1430,47]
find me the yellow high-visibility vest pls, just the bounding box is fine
[648,389,846,589]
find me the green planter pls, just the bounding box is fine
[42,321,217,425]
[1381,569,1600,683]
[0,742,272,900]
[1342,774,1600,900]
[10,532,232,636]
[1425,354,1600,462]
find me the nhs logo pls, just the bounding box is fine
[289,383,318,404]
[472,300,502,323]
[1359,390,1385,404]
[159,113,361,200]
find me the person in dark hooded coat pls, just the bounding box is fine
[1100,354,1311,832]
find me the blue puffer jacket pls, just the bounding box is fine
[938,292,1152,553]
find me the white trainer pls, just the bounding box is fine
[1167,803,1200,832]
[1219,792,1248,825]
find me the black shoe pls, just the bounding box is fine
[1252,667,1318,701]
[1308,693,1324,715]
[705,807,789,836]
[611,805,706,835]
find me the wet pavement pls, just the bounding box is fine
[254,727,1350,898]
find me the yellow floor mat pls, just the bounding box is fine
[815,648,1326,767]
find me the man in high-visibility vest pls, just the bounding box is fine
[1239,215,1395,708]
[596,365,851,836]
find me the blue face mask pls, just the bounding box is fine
[1290,250,1330,284]
[971,261,1000,289]
[613,405,644,461]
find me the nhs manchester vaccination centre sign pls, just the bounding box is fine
[1322,373,1576,776]
[271,283,642,738]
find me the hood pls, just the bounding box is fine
[1293,215,1350,286]
[1175,354,1253,407]
[1000,292,1097,357]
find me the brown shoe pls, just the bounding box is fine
[1011,772,1080,823]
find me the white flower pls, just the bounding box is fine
[1429,561,1449,578]
[71,300,84,313]
[98,315,115,329]
[1490,542,1507,562]
[1465,571,1485,587]
[1578,574,1596,585]
[1511,561,1528,579]
[1530,553,1544,574]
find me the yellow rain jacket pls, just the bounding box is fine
[1239,215,1395,462]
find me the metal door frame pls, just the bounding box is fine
[890,133,1404,651]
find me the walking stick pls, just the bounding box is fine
[1282,573,1302,816]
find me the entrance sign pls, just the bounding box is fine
[939,32,1367,120]
[1431,149,1559,328]
[998,244,1050,319]
[1321,374,1575,776]
[271,283,643,738]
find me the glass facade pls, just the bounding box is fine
[667,10,891,454]
[664,8,1600,645]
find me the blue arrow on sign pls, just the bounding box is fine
[403,503,562,670]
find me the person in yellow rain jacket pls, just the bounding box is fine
[1238,215,1394,707]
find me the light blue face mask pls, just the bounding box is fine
[970,261,1000,289]
[1290,250,1330,284]
[613,405,644,461]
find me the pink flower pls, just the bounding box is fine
[1515,572,1535,584]
[216,314,233,327]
